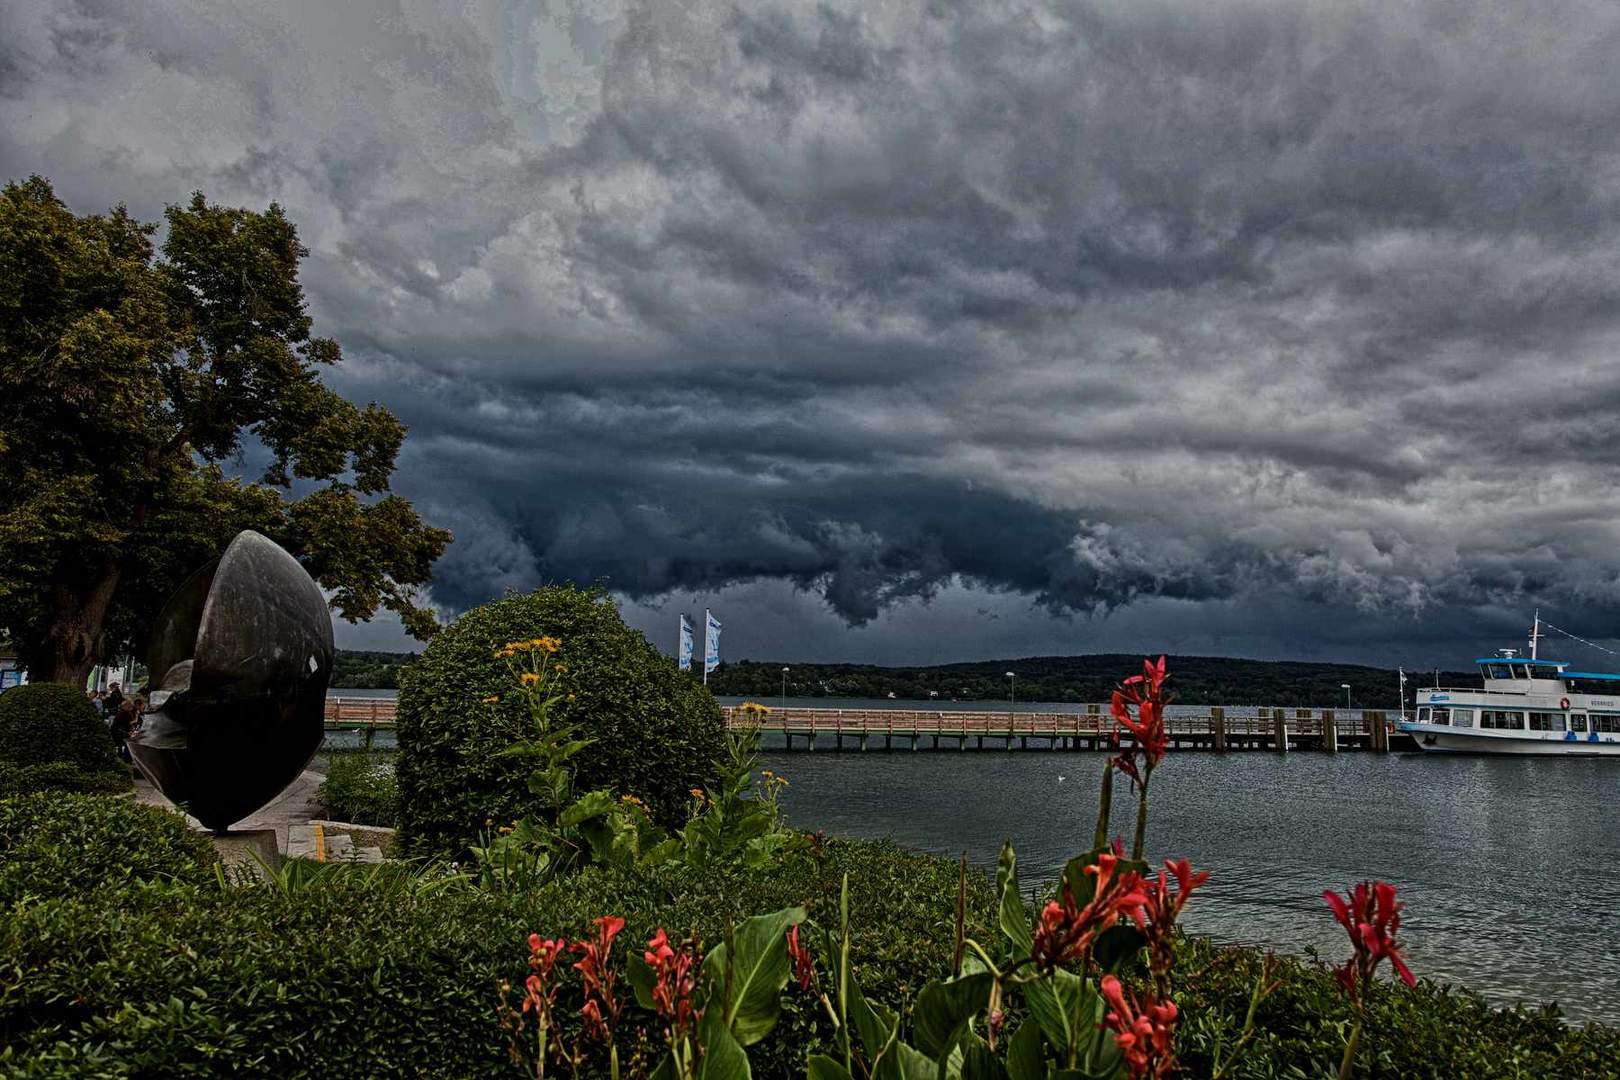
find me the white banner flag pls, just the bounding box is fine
[704,609,722,680]
[678,613,694,671]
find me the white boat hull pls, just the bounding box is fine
[1400,723,1620,756]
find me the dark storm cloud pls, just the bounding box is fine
[9,0,1620,655]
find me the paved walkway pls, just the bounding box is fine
[133,768,326,852]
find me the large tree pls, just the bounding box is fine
[0,176,451,684]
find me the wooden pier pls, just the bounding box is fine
[324,698,1401,753]
[720,705,1398,753]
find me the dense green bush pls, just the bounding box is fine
[0,834,1615,1078]
[0,760,133,797]
[396,585,726,856]
[0,683,129,792]
[0,794,218,905]
[0,839,980,1078]
[316,752,398,827]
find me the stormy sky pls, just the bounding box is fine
[8,0,1620,668]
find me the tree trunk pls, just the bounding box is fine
[36,561,122,685]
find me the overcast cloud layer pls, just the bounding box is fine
[8,0,1620,666]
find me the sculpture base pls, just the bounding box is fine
[209,829,281,878]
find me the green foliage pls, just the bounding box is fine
[329,649,416,688]
[678,727,801,870]
[0,760,133,797]
[0,175,449,684]
[0,794,217,905]
[396,585,727,856]
[0,839,980,1079]
[0,683,129,792]
[316,752,398,827]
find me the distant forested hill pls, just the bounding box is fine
[706,654,1473,709]
[331,650,417,689]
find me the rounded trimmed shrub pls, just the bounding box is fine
[396,585,726,856]
[0,760,133,797]
[0,793,219,904]
[0,683,129,793]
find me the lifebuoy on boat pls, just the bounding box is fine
[1560,697,1571,710]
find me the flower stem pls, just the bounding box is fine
[1131,772,1152,861]
[1337,1015,1362,1080]
[1093,760,1114,849]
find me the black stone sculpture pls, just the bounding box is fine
[128,530,334,832]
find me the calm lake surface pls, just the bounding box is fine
[328,691,1616,1022]
[760,746,1620,1025]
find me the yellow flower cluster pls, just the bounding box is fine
[761,769,789,788]
[739,701,772,717]
[481,695,500,705]
[492,636,563,659]
[520,672,541,687]
[620,793,647,809]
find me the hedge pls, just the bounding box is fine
[0,794,218,906]
[396,585,727,856]
[0,838,983,1078]
[2,822,1616,1077]
[0,683,129,793]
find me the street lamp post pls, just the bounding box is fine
[781,667,790,711]
[1006,671,1016,709]
[1341,683,1352,710]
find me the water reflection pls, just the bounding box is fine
[764,748,1620,1025]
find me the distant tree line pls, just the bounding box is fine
[706,654,1474,709]
[331,650,418,689]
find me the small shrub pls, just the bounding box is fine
[0,794,218,905]
[396,584,727,857]
[0,683,129,792]
[0,761,133,797]
[317,752,398,827]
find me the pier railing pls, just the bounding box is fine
[322,698,1399,751]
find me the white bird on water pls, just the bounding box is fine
[1057,774,1065,782]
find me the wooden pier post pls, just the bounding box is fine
[1272,708,1288,753]
[1322,709,1338,754]
[1211,707,1226,752]
[1371,711,1389,753]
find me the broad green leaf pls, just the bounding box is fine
[626,951,657,1010]
[699,1011,753,1080]
[701,906,807,1046]
[1090,925,1146,976]
[1023,970,1089,1060]
[996,842,1033,954]
[559,789,617,826]
[960,1042,1008,1080]
[1004,1021,1045,1080]
[807,1056,855,1080]
[912,974,994,1060]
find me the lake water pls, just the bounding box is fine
[761,747,1620,1025]
[325,690,1616,1022]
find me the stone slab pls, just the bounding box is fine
[210,829,280,877]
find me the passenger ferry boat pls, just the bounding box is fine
[1400,617,1620,755]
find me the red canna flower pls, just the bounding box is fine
[1031,851,1151,972]
[1323,881,1416,1002]
[522,933,569,1018]
[644,928,703,1046]
[1100,975,1178,1079]
[1142,859,1209,983]
[1111,656,1171,786]
[571,915,625,1042]
[786,924,815,992]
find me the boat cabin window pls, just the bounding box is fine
[1530,665,1561,679]
[1485,664,1509,679]
[1451,708,1474,727]
[1511,664,1530,679]
[1528,711,1565,731]
[1429,707,1450,726]
[1480,710,1526,730]
[1571,713,1588,733]
[1595,715,1620,734]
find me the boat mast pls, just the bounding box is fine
[1530,610,1540,661]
